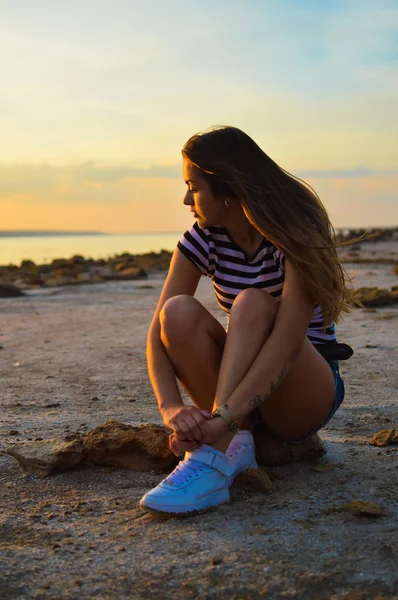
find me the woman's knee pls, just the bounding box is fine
[159,295,202,345]
[230,288,278,328]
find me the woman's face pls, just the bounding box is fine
[182,157,227,228]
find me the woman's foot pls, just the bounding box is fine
[139,445,231,515]
[226,430,258,485]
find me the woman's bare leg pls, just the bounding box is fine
[160,291,335,447]
[214,289,335,441]
[159,295,226,413]
[160,292,276,413]
[214,289,278,404]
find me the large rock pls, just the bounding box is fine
[253,424,327,465]
[84,420,177,472]
[0,282,26,297]
[7,434,84,477]
[352,287,398,307]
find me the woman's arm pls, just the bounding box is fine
[146,249,209,439]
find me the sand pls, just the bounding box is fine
[0,253,397,599]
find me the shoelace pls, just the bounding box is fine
[226,442,250,459]
[164,459,205,487]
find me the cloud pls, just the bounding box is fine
[298,167,397,179]
[0,162,181,198]
[1,162,397,201]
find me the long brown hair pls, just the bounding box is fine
[182,125,351,325]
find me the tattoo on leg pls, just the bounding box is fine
[248,394,262,408]
[248,365,287,410]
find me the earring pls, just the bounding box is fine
[225,199,231,208]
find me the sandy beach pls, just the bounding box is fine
[1,242,397,599]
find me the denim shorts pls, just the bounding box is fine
[254,360,345,443]
[320,361,345,429]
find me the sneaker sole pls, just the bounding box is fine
[139,487,230,516]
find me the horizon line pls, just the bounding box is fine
[0,226,397,238]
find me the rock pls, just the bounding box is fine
[235,468,273,492]
[51,258,70,269]
[6,433,84,477]
[69,255,86,266]
[337,500,383,517]
[352,287,398,307]
[20,259,37,271]
[37,264,53,274]
[369,429,398,447]
[102,267,147,281]
[253,424,327,465]
[0,282,26,297]
[114,258,137,272]
[83,420,177,472]
[310,463,337,472]
[20,272,43,286]
[43,275,73,287]
[134,250,172,270]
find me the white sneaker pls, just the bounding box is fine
[139,444,232,515]
[226,431,258,485]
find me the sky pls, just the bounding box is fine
[1,0,397,232]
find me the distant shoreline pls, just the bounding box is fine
[1,227,397,239]
[0,230,183,238]
[0,231,107,238]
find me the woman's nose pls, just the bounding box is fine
[183,191,193,206]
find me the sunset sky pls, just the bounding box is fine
[1,0,397,232]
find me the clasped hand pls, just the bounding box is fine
[162,405,228,456]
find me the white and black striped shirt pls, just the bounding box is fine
[177,222,336,345]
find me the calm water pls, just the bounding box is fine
[0,233,182,266]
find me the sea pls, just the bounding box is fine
[0,232,182,266]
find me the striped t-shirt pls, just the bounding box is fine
[177,222,336,345]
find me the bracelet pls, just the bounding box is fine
[211,404,239,433]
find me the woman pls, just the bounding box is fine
[139,126,350,515]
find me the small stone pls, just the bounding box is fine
[9,430,19,435]
[370,429,398,447]
[252,526,268,535]
[235,468,273,493]
[311,464,337,473]
[338,500,383,517]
